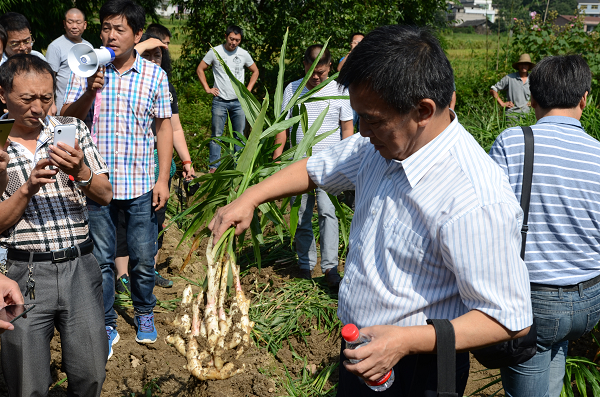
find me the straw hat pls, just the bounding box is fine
[512,54,535,71]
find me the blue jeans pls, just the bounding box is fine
[87,190,158,329]
[294,188,339,272]
[210,97,246,168]
[501,280,600,397]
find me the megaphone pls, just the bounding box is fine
[68,43,115,78]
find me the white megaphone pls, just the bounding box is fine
[68,43,116,78]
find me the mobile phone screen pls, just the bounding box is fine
[0,304,35,324]
[0,119,15,147]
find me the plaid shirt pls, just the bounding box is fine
[64,53,172,200]
[0,116,109,251]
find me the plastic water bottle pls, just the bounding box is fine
[341,323,395,392]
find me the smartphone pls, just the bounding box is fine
[53,124,77,149]
[0,304,35,324]
[0,119,15,147]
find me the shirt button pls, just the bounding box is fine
[345,278,350,284]
[372,210,376,215]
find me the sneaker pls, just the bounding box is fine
[155,271,173,288]
[134,312,157,344]
[115,274,130,295]
[299,269,312,280]
[324,268,341,289]
[106,326,120,360]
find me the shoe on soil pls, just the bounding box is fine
[115,274,130,295]
[107,326,120,360]
[135,312,157,344]
[155,271,173,288]
[325,268,341,289]
[299,269,312,280]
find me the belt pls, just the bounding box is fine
[530,273,600,293]
[7,239,94,263]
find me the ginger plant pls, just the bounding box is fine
[166,31,349,380]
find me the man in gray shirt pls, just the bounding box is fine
[45,8,90,114]
[196,25,259,172]
[490,53,534,115]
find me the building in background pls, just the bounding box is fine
[448,0,499,24]
[578,0,600,16]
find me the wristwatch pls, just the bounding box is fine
[74,169,93,188]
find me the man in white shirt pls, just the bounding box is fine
[196,25,259,172]
[273,44,353,288]
[45,8,90,114]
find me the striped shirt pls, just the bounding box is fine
[306,115,532,331]
[490,116,600,285]
[282,79,352,154]
[64,53,171,200]
[0,116,108,251]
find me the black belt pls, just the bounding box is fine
[530,273,600,293]
[7,239,94,263]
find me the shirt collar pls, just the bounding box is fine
[107,50,142,75]
[536,115,582,129]
[400,110,461,188]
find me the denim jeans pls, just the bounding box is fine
[294,188,339,272]
[501,279,600,397]
[210,97,246,168]
[87,190,158,329]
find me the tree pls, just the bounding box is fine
[0,0,161,50]
[174,0,448,94]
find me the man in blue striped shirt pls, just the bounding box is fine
[210,25,532,396]
[490,55,600,397]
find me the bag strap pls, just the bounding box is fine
[427,319,458,397]
[520,126,534,260]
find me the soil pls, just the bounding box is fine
[1,223,597,396]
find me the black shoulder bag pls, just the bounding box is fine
[471,125,537,369]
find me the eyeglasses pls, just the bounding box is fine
[8,36,34,49]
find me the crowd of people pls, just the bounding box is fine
[0,1,598,397]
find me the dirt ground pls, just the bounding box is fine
[6,223,592,397]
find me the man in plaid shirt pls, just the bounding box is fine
[62,0,173,354]
[0,54,112,396]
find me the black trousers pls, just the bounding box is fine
[336,340,470,397]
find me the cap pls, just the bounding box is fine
[341,324,359,342]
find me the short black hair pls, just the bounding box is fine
[338,25,454,115]
[350,32,364,42]
[0,12,31,34]
[303,44,331,67]
[146,23,171,40]
[0,25,6,50]
[139,33,171,78]
[225,25,243,39]
[529,55,591,110]
[65,8,86,20]
[0,54,56,93]
[100,0,145,34]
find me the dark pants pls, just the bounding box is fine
[1,254,107,397]
[336,340,470,397]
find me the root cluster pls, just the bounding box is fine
[166,242,254,380]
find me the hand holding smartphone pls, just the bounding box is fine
[53,124,77,150]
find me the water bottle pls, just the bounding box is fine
[341,323,395,392]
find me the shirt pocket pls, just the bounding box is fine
[383,218,429,277]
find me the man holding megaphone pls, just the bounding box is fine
[62,0,173,358]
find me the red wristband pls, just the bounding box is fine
[182,161,192,165]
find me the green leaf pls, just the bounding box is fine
[294,105,330,161]
[236,95,269,175]
[274,28,289,120]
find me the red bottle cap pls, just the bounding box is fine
[366,370,392,386]
[341,324,359,342]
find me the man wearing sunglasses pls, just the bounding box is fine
[0,12,45,65]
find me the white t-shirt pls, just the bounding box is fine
[202,44,254,101]
[282,79,352,154]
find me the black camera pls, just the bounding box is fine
[183,176,200,197]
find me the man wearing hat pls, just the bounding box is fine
[490,53,535,115]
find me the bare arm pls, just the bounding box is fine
[61,68,105,121]
[337,54,350,72]
[344,310,530,383]
[0,146,9,195]
[246,63,259,92]
[490,89,513,108]
[134,38,166,54]
[48,140,112,205]
[341,120,353,139]
[272,130,287,159]
[171,113,195,179]
[154,118,173,210]
[209,158,316,245]
[196,61,219,96]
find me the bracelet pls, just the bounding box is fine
[182,161,192,165]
